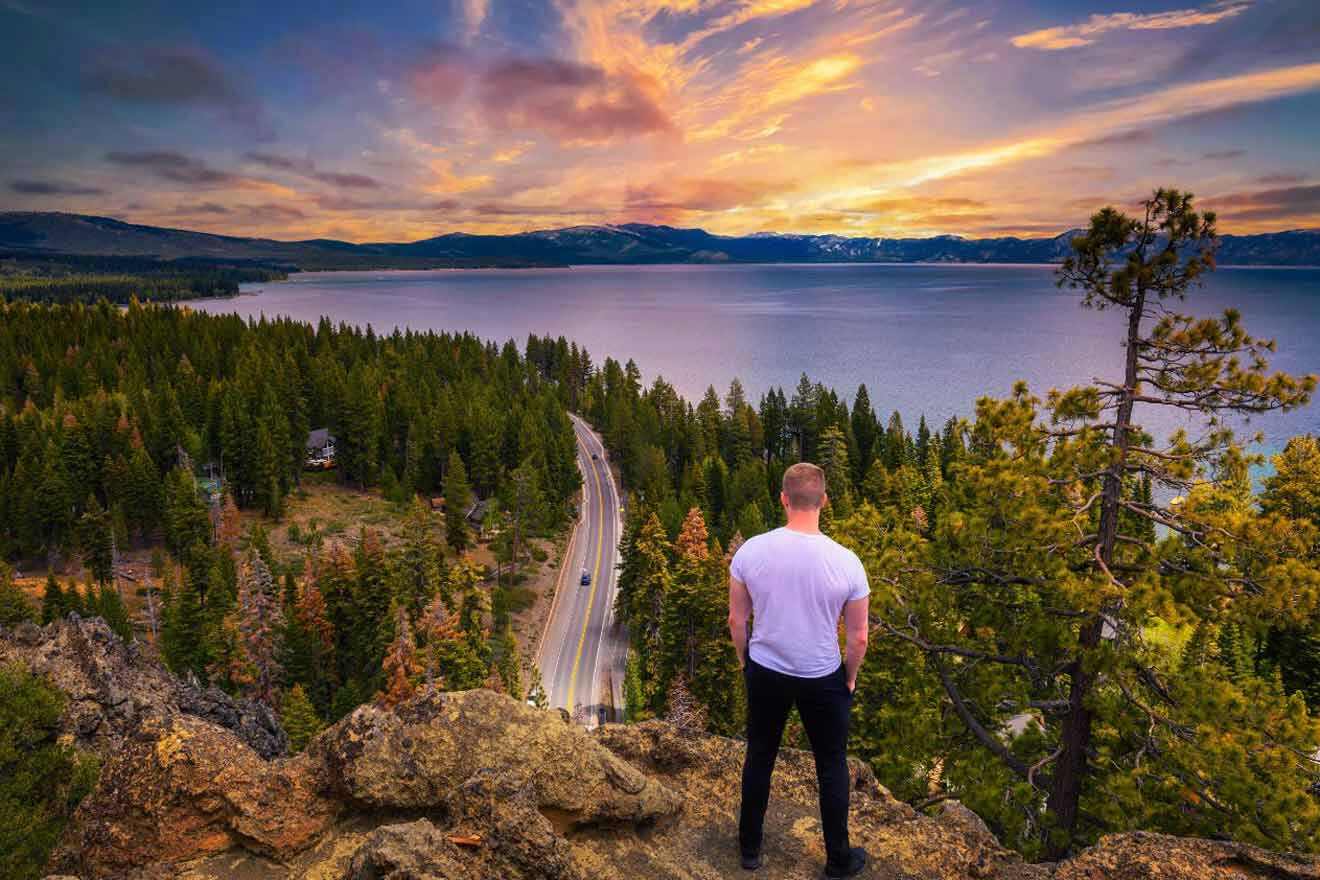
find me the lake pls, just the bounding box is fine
[195,263,1320,450]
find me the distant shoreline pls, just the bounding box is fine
[6,213,1319,272]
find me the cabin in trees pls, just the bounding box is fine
[305,428,336,470]
[427,496,492,537]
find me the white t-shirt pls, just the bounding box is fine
[729,527,870,678]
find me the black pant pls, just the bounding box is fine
[739,657,853,866]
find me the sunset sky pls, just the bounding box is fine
[2,0,1318,241]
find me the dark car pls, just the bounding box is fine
[580,570,592,586]
[591,452,599,460]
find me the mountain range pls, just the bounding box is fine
[3,211,1319,268]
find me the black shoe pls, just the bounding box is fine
[741,851,762,871]
[823,846,867,878]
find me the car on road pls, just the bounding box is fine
[581,570,592,586]
[591,452,599,460]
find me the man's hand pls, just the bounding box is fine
[847,676,857,694]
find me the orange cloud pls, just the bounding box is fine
[1012,1,1250,51]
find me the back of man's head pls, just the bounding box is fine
[782,462,826,511]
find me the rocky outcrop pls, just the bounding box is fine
[1,616,285,758]
[15,622,1320,880]
[307,689,681,825]
[50,688,681,879]
[51,713,336,876]
[1055,832,1320,879]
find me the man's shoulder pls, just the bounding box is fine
[742,528,782,547]
[820,534,865,567]
[733,528,780,559]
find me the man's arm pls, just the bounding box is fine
[842,596,870,692]
[729,575,753,669]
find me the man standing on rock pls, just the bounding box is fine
[729,461,870,878]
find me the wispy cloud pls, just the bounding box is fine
[1212,183,1320,223]
[9,179,105,196]
[105,151,237,185]
[1012,2,1251,51]
[243,152,382,189]
[104,151,293,196]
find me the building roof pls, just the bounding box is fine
[306,428,334,451]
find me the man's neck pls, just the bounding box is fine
[783,511,821,534]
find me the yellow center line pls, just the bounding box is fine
[567,430,606,710]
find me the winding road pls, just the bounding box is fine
[536,415,627,727]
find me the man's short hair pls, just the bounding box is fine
[782,462,827,510]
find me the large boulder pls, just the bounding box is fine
[307,688,683,827]
[51,713,336,877]
[0,616,286,758]
[343,819,477,880]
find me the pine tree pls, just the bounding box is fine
[217,493,241,550]
[817,424,853,520]
[469,406,502,497]
[96,583,131,641]
[396,497,443,617]
[162,467,209,561]
[863,190,1320,856]
[504,457,547,579]
[851,384,878,485]
[443,451,473,554]
[124,444,160,543]
[234,551,285,705]
[0,664,98,880]
[161,567,208,679]
[64,578,87,618]
[378,603,421,707]
[615,511,673,710]
[284,574,337,714]
[882,411,907,470]
[658,508,741,729]
[417,588,486,690]
[76,495,114,585]
[281,683,324,753]
[40,574,64,624]
[493,624,522,697]
[0,563,34,627]
[337,363,382,487]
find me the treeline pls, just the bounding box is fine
[601,191,1320,859]
[1,272,261,303]
[0,250,286,303]
[584,361,955,545]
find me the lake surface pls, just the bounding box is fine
[196,263,1320,450]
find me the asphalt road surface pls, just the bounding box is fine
[536,415,626,727]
